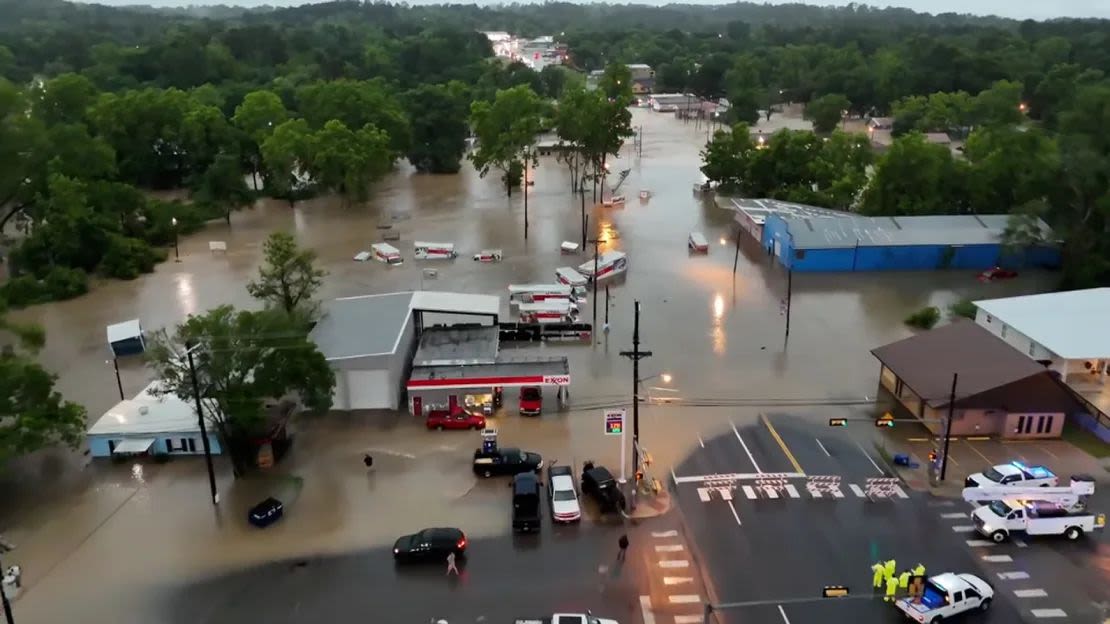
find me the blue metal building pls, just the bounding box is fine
[760,213,1060,272]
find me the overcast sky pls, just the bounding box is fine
[80,0,1110,21]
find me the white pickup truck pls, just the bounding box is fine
[515,614,619,624]
[965,461,1056,488]
[895,572,994,623]
[972,499,1106,542]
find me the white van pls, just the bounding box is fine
[688,232,709,253]
[518,301,579,324]
[414,242,457,260]
[508,284,575,305]
[555,267,589,297]
[371,243,403,265]
[578,251,628,282]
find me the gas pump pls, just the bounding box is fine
[481,428,498,454]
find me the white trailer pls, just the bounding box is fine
[971,499,1105,542]
[508,284,575,305]
[371,243,403,265]
[578,251,628,282]
[518,301,579,324]
[414,241,457,260]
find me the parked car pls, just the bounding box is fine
[512,472,542,533]
[393,527,467,563]
[473,447,544,478]
[978,267,1018,281]
[548,464,581,523]
[426,407,486,431]
[248,497,284,528]
[581,462,625,514]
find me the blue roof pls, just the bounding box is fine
[774,213,1053,250]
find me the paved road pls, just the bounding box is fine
[671,413,1105,624]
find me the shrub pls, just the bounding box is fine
[905,306,941,330]
[0,267,88,306]
[948,299,977,320]
[100,235,165,280]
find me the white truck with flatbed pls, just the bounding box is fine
[894,572,993,623]
[514,613,619,624]
[972,499,1106,542]
[964,461,1057,488]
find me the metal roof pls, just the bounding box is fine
[88,381,200,436]
[777,213,1049,250]
[974,287,1110,360]
[412,326,500,367]
[727,197,846,226]
[411,291,500,318]
[408,356,569,387]
[106,319,142,343]
[311,292,414,360]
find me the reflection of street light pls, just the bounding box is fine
[719,237,727,246]
[637,372,673,386]
[171,217,179,261]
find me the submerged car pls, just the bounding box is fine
[248,497,284,528]
[393,527,467,563]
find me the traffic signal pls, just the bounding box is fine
[828,418,848,427]
[875,413,895,427]
[928,450,938,463]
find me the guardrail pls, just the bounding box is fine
[1064,384,1110,430]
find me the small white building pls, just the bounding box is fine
[87,381,221,458]
[106,318,145,357]
[974,288,1110,424]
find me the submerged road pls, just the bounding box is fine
[670,413,1104,624]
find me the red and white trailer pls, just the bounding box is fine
[414,241,458,260]
[578,251,628,282]
[473,249,503,262]
[518,301,579,324]
[508,284,576,305]
[371,243,403,265]
[688,232,709,253]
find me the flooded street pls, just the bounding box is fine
[0,108,1057,623]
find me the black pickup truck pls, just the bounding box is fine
[512,472,542,533]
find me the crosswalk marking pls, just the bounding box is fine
[674,616,704,624]
[941,512,968,519]
[669,595,701,604]
[1014,539,1028,548]
[849,484,865,497]
[966,539,996,547]
[807,485,822,499]
[664,576,694,585]
[655,545,684,553]
[983,555,1013,563]
[719,487,733,501]
[697,488,711,502]
[652,530,678,538]
[659,560,690,568]
[1031,609,1067,618]
[639,596,656,624]
[763,486,779,499]
[742,485,757,499]
[784,484,800,498]
[1014,589,1048,598]
[997,571,1030,580]
[829,486,844,498]
[951,525,975,532]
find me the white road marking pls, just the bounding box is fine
[777,604,792,624]
[718,487,733,501]
[697,488,711,502]
[659,560,690,568]
[815,438,831,457]
[730,420,763,473]
[952,525,975,532]
[763,486,779,499]
[855,441,884,475]
[639,595,657,624]
[664,576,693,585]
[891,485,909,499]
[966,539,997,547]
[674,472,805,484]
[807,485,822,499]
[941,512,968,519]
[1031,609,1068,618]
[849,484,865,497]
[742,485,757,499]
[1014,589,1048,598]
[829,486,844,498]
[366,448,417,459]
[784,484,800,498]
[727,500,742,526]
[674,616,705,624]
[1014,539,1028,548]
[655,545,685,553]
[671,467,678,485]
[652,530,678,538]
[997,571,1030,580]
[697,434,705,448]
[669,595,701,604]
[983,555,1013,563]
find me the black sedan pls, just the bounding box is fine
[393,527,467,563]
[472,447,543,478]
[247,497,284,528]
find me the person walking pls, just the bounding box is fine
[616,534,629,561]
[446,552,459,576]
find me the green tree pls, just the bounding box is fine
[246,231,327,320]
[469,84,545,196]
[554,85,592,192]
[699,123,757,192]
[972,80,1025,127]
[860,132,968,217]
[146,306,335,476]
[538,65,570,99]
[599,62,633,104]
[964,125,1060,215]
[232,90,288,190]
[295,79,411,155]
[31,73,98,126]
[0,80,47,231]
[261,118,313,206]
[804,93,850,133]
[402,82,470,174]
[193,152,252,224]
[306,119,393,206]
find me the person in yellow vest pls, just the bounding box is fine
[884,574,899,602]
[913,563,926,578]
[884,559,897,581]
[871,562,885,589]
[898,570,911,589]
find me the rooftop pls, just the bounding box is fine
[412,326,500,367]
[774,213,1051,250]
[974,287,1110,360]
[411,291,500,318]
[727,197,846,226]
[871,321,1050,408]
[88,381,198,436]
[106,318,142,343]
[408,356,569,385]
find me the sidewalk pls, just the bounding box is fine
[623,483,674,521]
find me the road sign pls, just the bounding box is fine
[823,585,850,598]
[604,409,625,435]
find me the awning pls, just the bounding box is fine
[112,437,157,455]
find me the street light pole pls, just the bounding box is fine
[523,149,530,240]
[112,357,124,401]
[171,217,180,261]
[604,285,610,332]
[620,301,652,493]
[784,268,793,346]
[940,373,958,481]
[185,342,219,505]
[580,182,587,249]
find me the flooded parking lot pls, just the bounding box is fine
[0,108,1060,623]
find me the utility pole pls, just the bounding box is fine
[940,373,958,481]
[1,545,14,624]
[619,301,652,498]
[581,192,587,250]
[523,149,530,240]
[604,285,610,332]
[784,269,793,346]
[587,237,602,328]
[112,357,124,401]
[732,232,741,275]
[186,342,220,505]
[638,125,644,157]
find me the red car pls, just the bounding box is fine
[426,407,486,431]
[978,267,1018,282]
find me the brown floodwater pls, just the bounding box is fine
[0,108,1056,623]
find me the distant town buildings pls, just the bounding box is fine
[480,31,568,71]
[587,63,656,93]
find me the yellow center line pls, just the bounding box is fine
[760,413,805,475]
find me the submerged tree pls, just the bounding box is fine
[246,231,327,321]
[469,84,545,196]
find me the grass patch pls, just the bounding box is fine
[948,299,977,320]
[1060,424,1110,461]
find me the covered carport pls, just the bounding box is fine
[406,357,570,416]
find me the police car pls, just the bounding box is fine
[895,572,994,623]
[515,613,619,624]
[965,461,1057,488]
